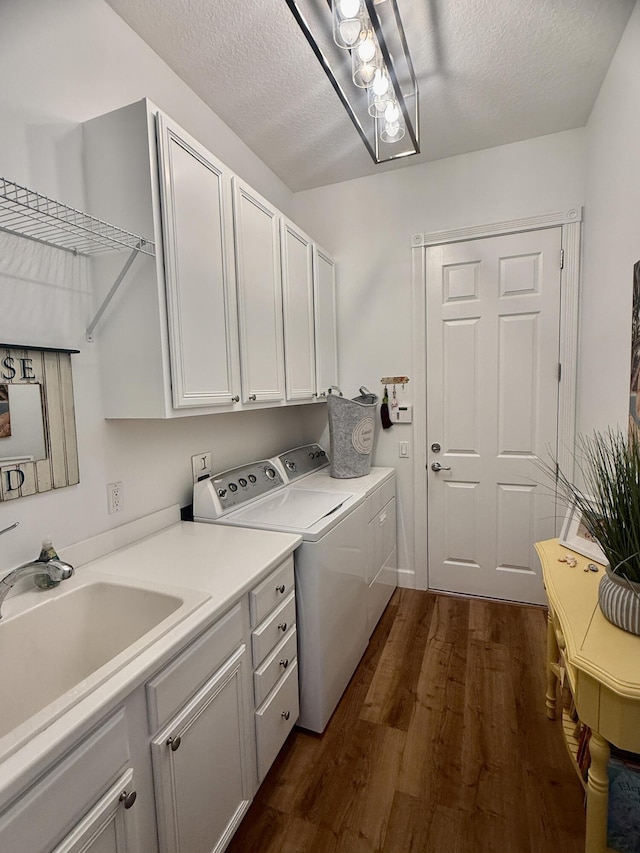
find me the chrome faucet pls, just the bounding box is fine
[0,557,75,619]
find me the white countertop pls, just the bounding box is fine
[0,511,301,805]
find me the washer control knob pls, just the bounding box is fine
[285,460,296,471]
[238,478,247,487]
[217,488,227,498]
[265,467,277,480]
[229,483,238,492]
[248,474,257,484]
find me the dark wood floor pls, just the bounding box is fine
[227,589,586,853]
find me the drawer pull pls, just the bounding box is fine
[281,710,291,721]
[119,790,137,810]
[280,658,289,669]
[166,735,182,751]
[249,394,257,401]
[275,584,286,594]
[278,622,288,633]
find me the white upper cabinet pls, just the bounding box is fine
[83,99,336,418]
[156,114,239,409]
[233,178,286,404]
[313,246,339,397]
[280,219,316,402]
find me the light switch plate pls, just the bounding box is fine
[192,451,213,484]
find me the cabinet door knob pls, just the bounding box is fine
[278,622,287,632]
[249,394,257,401]
[279,658,289,669]
[232,395,240,403]
[166,735,182,751]
[281,710,291,721]
[275,584,285,594]
[119,790,137,809]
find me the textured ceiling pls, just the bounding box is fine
[104,0,635,191]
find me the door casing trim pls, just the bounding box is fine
[410,207,582,591]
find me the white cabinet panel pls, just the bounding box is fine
[52,769,139,853]
[313,246,338,397]
[281,220,316,401]
[157,114,239,409]
[233,179,285,403]
[151,646,253,853]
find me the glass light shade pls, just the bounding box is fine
[372,68,389,97]
[332,0,365,49]
[352,34,382,88]
[368,86,391,117]
[384,100,400,123]
[380,119,406,143]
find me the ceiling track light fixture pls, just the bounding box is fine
[284,0,419,164]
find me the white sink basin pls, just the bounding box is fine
[0,574,209,757]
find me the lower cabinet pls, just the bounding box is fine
[249,556,299,783]
[0,710,138,853]
[150,646,253,853]
[0,555,300,853]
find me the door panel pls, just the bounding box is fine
[427,227,561,604]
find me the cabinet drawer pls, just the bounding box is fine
[0,710,129,853]
[254,628,298,707]
[255,660,299,782]
[252,592,296,667]
[147,602,244,731]
[250,556,294,627]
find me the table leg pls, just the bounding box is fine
[585,731,610,853]
[546,612,559,720]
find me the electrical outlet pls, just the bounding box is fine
[107,481,123,514]
[192,451,213,484]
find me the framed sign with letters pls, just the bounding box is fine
[0,344,79,501]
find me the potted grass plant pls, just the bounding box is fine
[552,427,640,635]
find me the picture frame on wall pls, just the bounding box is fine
[559,499,607,564]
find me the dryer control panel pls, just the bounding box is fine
[274,444,329,483]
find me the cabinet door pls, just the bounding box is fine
[313,246,338,397]
[281,220,316,401]
[157,113,239,409]
[232,178,285,404]
[52,769,139,853]
[151,645,253,853]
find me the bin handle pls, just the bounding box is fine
[359,386,373,396]
[328,385,343,396]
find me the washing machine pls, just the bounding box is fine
[193,444,372,733]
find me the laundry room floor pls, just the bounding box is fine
[226,588,586,853]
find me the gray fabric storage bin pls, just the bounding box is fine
[327,386,378,478]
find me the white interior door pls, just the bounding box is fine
[426,227,562,604]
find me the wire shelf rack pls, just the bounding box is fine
[0,177,155,257]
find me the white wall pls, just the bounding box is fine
[0,0,323,569]
[292,130,587,586]
[579,0,640,434]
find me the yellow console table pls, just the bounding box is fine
[537,539,640,853]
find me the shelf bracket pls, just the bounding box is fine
[86,242,146,342]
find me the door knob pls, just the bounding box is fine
[431,462,451,472]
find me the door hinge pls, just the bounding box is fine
[560,248,565,270]
[558,362,562,382]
